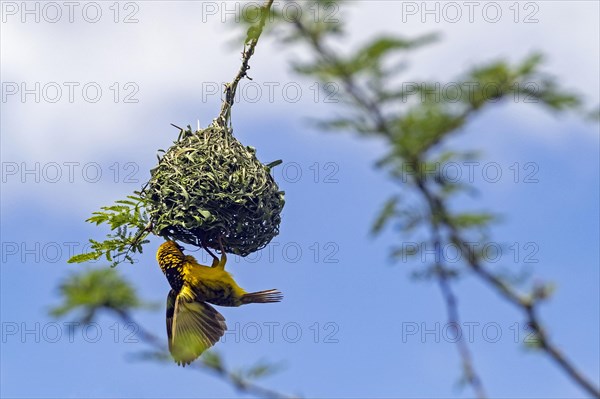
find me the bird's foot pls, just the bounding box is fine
[201,240,219,266]
[215,235,227,269]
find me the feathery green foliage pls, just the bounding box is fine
[67,195,150,267]
[50,268,145,323]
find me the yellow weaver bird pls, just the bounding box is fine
[156,240,282,366]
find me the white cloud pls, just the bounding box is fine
[1,1,598,207]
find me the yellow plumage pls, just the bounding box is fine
[156,241,282,366]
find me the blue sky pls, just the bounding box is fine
[1,1,599,398]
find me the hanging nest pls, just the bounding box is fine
[143,124,285,256]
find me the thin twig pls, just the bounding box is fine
[448,226,600,398]
[119,221,153,263]
[216,0,275,127]
[421,175,487,397]
[117,311,293,399]
[430,225,487,398]
[422,176,600,399]
[291,20,389,133]
[436,269,487,398]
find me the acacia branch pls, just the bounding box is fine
[430,223,487,398]
[217,0,275,127]
[421,176,600,399]
[291,19,389,133]
[448,227,600,398]
[291,17,600,398]
[116,311,293,399]
[290,18,488,398]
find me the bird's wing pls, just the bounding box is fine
[168,289,227,366]
[166,289,177,354]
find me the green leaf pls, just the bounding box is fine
[67,252,102,264]
[266,159,283,169]
[202,351,224,371]
[198,209,213,219]
[355,34,438,65]
[371,196,399,235]
[449,212,496,229]
[244,361,281,379]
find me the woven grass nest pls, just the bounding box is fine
[144,124,285,256]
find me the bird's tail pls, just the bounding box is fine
[241,289,283,304]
